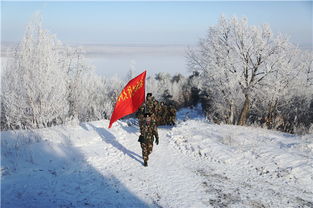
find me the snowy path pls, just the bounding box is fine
[77,122,208,208]
[1,117,313,208]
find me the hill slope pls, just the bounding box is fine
[1,108,313,208]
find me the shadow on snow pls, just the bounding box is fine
[86,123,143,165]
[1,128,149,208]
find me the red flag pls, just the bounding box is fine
[108,71,146,128]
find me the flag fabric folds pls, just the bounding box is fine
[108,71,146,128]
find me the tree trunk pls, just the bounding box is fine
[228,101,235,124]
[265,99,278,129]
[238,95,250,126]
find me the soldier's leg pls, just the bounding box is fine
[170,117,175,125]
[138,119,144,131]
[147,142,153,156]
[140,142,149,162]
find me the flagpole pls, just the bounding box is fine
[144,71,146,141]
[144,71,147,114]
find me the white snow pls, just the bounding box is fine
[1,107,313,208]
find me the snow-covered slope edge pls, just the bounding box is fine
[169,119,313,191]
[1,116,313,208]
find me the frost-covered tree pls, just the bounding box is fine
[273,49,312,132]
[254,47,313,129]
[186,15,313,133]
[145,72,187,107]
[1,14,69,129]
[64,46,93,120]
[146,73,169,101]
[73,71,124,122]
[187,16,291,125]
[169,74,187,106]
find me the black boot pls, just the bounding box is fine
[144,161,148,167]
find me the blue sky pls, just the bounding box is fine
[1,1,312,48]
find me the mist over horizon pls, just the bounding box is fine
[3,39,313,78]
[1,42,189,78]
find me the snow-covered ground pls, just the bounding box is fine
[1,107,313,208]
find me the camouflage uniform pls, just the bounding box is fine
[140,120,159,165]
[153,101,162,126]
[168,105,177,125]
[170,106,176,125]
[137,93,157,132]
[136,106,145,128]
[160,103,168,125]
[145,96,155,114]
